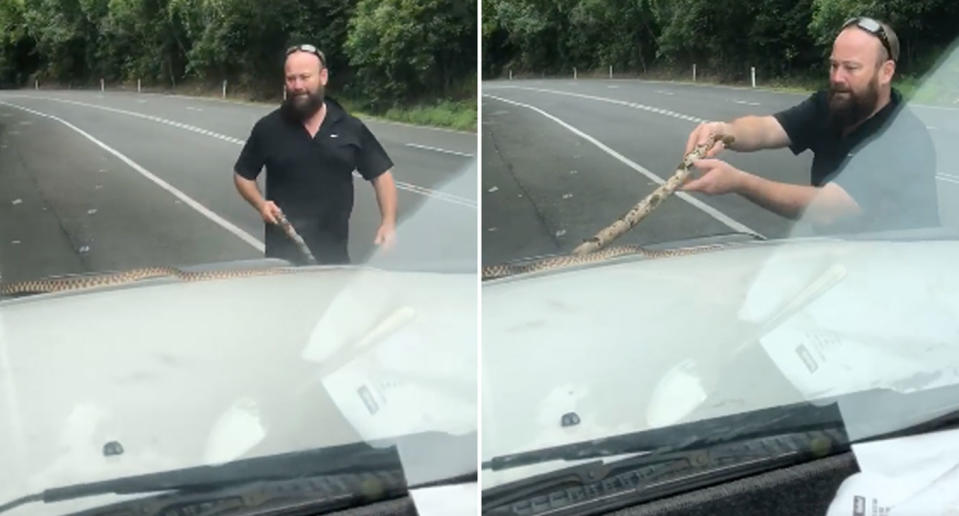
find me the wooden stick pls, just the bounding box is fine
[571,134,735,256]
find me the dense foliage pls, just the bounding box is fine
[0,0,476,109]
[483,0,959,82]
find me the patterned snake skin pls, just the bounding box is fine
[482,244,722,280]
[0,266,293,297]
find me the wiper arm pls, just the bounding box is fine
[485,382,959,472]
[483,385,959,515]
[484,400,844,472]
[0,439,404,514]
[482,427,848,515]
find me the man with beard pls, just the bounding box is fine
[682,18,938,232]
[233,44,397,264]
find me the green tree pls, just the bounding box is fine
[345,0,475,108]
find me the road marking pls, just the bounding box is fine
[485,85,708,124]
[0,100,265,252]
[483,94,762,238]
[349,172,476,208]
[655,90,676,96]
[937,173,959,185]
[186,106,204,112]
[608,85,620,89]
[404,143,474,158]
[8,95,474,209]
[11,95,247,144]
[912,103,959,113]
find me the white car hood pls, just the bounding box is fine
[482,238,959,489]
[0,266,476,515]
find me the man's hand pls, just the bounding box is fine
[259,200,282,225]
[374,222,396,249]
[682,159,746,195]
[686,121,732,158]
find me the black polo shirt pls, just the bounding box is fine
[234,98,393,263]
[773,89,939,232]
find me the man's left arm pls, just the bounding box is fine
[355,121,398,247]
[371,170,397,247]
[683,158,862,225]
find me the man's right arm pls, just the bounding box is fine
[685,116,791,156]
[234,122,281,225]
[234,173,280,224]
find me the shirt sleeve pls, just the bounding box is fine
[234,121,266,180]
[773,92,823,155]
[356,122,394,181]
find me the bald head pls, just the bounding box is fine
[283,50,329,121]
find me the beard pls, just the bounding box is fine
[828,76,880,129]
[282,86,325,121]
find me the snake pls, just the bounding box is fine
[482,243,723,280]
[483,135,736,281]
[0,265,296,297]
[1,210,320,297]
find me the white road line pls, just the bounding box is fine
[485,85,708,124]
[404,143,474,158]
[937,173,959,185]
[0,100,265,252]
[483,94,762,238]
[9,95,473,208]
[350,172,476,208]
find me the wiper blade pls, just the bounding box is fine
[484,400,844,471]
[483,385,959,515]
[0,439,405,514]
[485,382,959,472]
[482,427,848,515]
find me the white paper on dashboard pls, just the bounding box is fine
[826,427,959,516]
[320,327,475,442]
[409,483,477,516]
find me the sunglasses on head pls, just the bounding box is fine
[843,17,896,62]
[286,44,326,67]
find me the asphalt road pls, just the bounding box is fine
[482,78,958,266]
[0,90,477,284]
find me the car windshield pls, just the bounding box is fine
[481,0,959,509]
[0,0,476,514]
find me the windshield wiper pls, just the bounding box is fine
[485,383,959,472]
[483,384,959,515]
[0,432,468,514]
[482,427,848,515]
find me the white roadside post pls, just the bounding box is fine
[222,80,227,99]
[509,69,512,80]
[34,79,38,90]
[573,67,577,80]
[751,67,756,88]
[609,65,613,79]
[137,78,141,93]
[100,78,105,93]
[693,64,697,82]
